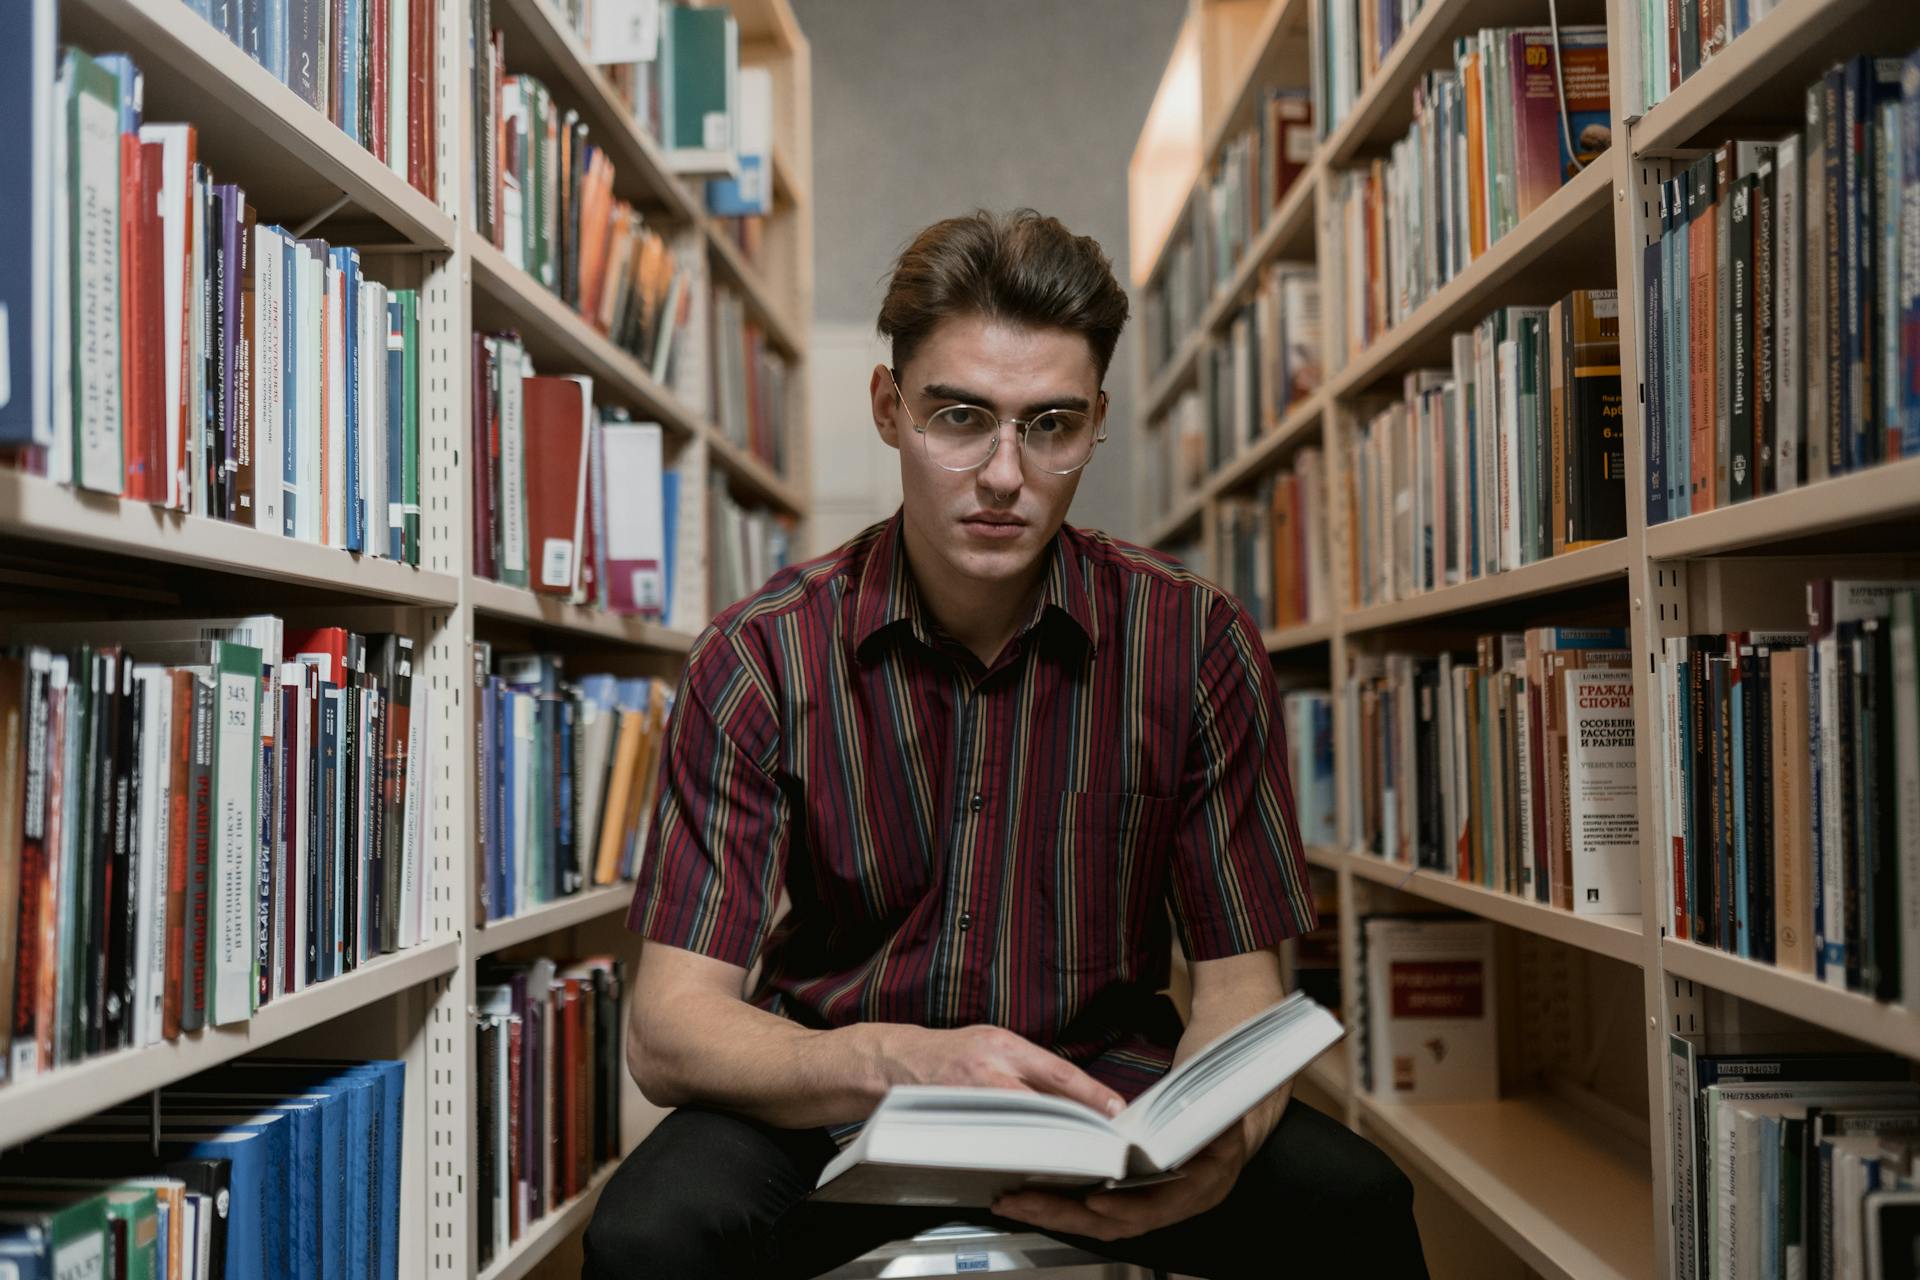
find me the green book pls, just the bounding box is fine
[102,1186,159,1280]
[0,1189,109,1280]
[665,6,737,164]
[63,49,123,495]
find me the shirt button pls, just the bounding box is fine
[969,793,984,813]
[958,911,972,932]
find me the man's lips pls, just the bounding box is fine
[960,514,1027,538]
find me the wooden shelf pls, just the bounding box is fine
[771,147,806,211]
[0,471,461,605]
[477,1161,619,1280]
[1357,1093,1654,1280]
[1643,456,1920,559]
[487,0,702,222]
[1141,169,1321,423]
[1629,0,1920,157]
[1319,0,1606,168]
[468,577,698,652]
[707,430,807,517]
[1341,539,1631,635]
[470,238,706,441]
[1264,617,1333,654]
[1304,843,1345,872]
[60,0,455,249]
[706,222,804,358]
[1328,158,1615,399]
[1663,939,1920,1060]
[1336,849,1645,966]
[1142,391,1326,548]
[0,938,459,1151]
[471,885,637,959]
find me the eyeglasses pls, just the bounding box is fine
[887,368,1107,476]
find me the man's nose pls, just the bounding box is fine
[977,423,1026,497]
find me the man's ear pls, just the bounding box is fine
[871,363,902,451]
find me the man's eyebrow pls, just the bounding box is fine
[919,382,1092,415]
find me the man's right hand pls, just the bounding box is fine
[869,1023,1126,1117]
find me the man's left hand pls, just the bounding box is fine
[990,1087,1288,1242]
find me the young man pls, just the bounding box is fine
[582,210,1426,1278]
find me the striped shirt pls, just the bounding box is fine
[628,512,1315,1099]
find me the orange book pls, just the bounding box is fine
[1270,473,1297,628]
[592,709,645,885]
[1461,43,1488,260]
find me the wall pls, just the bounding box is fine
[793,0,1187,547]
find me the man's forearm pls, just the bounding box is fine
[631,984,892,1129]
[1175,948,1292,1148]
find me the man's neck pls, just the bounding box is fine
[899,519,1050,669]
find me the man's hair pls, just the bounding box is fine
[877,209,1131,383]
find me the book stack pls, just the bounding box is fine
[1283,690,1338,850]
[0,621,433,1084]
[0,1056,406,1280]
[1146,385,1207,520]
[711,285,790,473]
[1640,51,1920,526]
[708,475,793,611]
[474,955,625,1267]
[1202,90,1315,287]
[1651,580,1920,1001]
[1199,266,1323,472]
[1341,293,1625,612]
[470,348,684,622]
[473,649,673,924]
[1328,28,1610,362]
[1143,213,1205,376]
[0,47,425,564]
[1343,627,1640,914]
[470,49,694,382]
[1211,447,1331,631]
[1354,916,1498,1100]
[1315,0,1427,141]
[183,0,437,198]
[1666,1046,1920,1280]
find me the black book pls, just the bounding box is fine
[85,650,118,1056]
[1686,639,1716,945]
[1710,655,1733,951]
[1736,642,1763,960]
[340,648,363,975]
[476,1016,499,1270]
[316,683,340,983]
[1728,174,1756,503]
[1753,159,1776,496]
[181,670,215,1033]
[106,659,142,1052]
[1865,619,1899,1002]
[1834,621,1861,990]
[1752,645,1777,966]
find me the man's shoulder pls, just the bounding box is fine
[699,520,884,648]
[1064,523,1229,606]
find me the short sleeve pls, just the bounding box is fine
[627,629,789,968]
[1168,596,1317,961]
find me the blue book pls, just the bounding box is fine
[499,684,518,919]
[0,0,56,446]
[0,1224,48,1280]
[331,248,363,552]
[661,469,680,623]
[1644,237,1667,526]
[339,0,362,145]
[288,0,324,108]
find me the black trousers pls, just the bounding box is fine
[580,1098,1428,1279]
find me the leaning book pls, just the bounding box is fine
[810,991,1343,1207]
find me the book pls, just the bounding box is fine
[810,991,1342,1206]
[1361,916,1496,1101]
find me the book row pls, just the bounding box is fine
[1668,1045,1920,1280]
[708,474,793,613]
[2,47,426,564]
[474,955,625,1269]
[1651,581,1920,1004]
[1635,0,1791,113]
[1342,292,1625,611]
[471,345,685,623]
[1640,51,1920,525]
[1313,0,1425,143]
[181,0,438,199]
[1142,90,1313,375]
[1283,691,1338,851]
[0,1056,405,1280]
[472,50,698,388]
[1344,627,1641,915]
[711,283,791,473]
[0,618,434,1085]
[1327,27,1610,362]
[1211,446,1332,633]
[473,648,672,924]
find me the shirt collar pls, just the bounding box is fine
[852,511,1099,660]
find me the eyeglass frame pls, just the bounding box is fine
[885,367,1109,476]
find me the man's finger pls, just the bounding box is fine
[993,1191,1144,1241]
[1017,1052,1124,1116]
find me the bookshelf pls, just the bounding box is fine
[3,0,814,1277]
[1129,0,1920,1275]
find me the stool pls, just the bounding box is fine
[814,1223,1167,1278]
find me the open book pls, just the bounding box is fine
[811,991,1343,1206]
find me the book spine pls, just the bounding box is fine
[183,670,214,1032]
[1728,175,1754,502]
[1776,135,1802,491]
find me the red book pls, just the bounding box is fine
[520,376,592,597]
[162,668,193,1040]
[120,137,161,503]
[286,628,352,688]
[408,0,432,198]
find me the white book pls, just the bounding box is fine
[1565,666,1640,914]
[72,67,122,494]
[501,81,525,270]
[813,993,1342,1206]
[387,0,409,184]
[499,343,529,581]
[130,665,169,1047]
[360,280,387,559]
[298,247,322,543]
[253,225,284,539]
[1773,135,1801,492]
[140,125,193,508]
[325,260,346,548]
[1363,916,1497,1102]
[49,54,72,484]
[1515,684,1537,896]
[211,644,259,1026]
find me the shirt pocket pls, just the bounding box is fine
[1039,790,1181,978]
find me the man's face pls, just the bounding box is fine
[870,312,1105,589]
